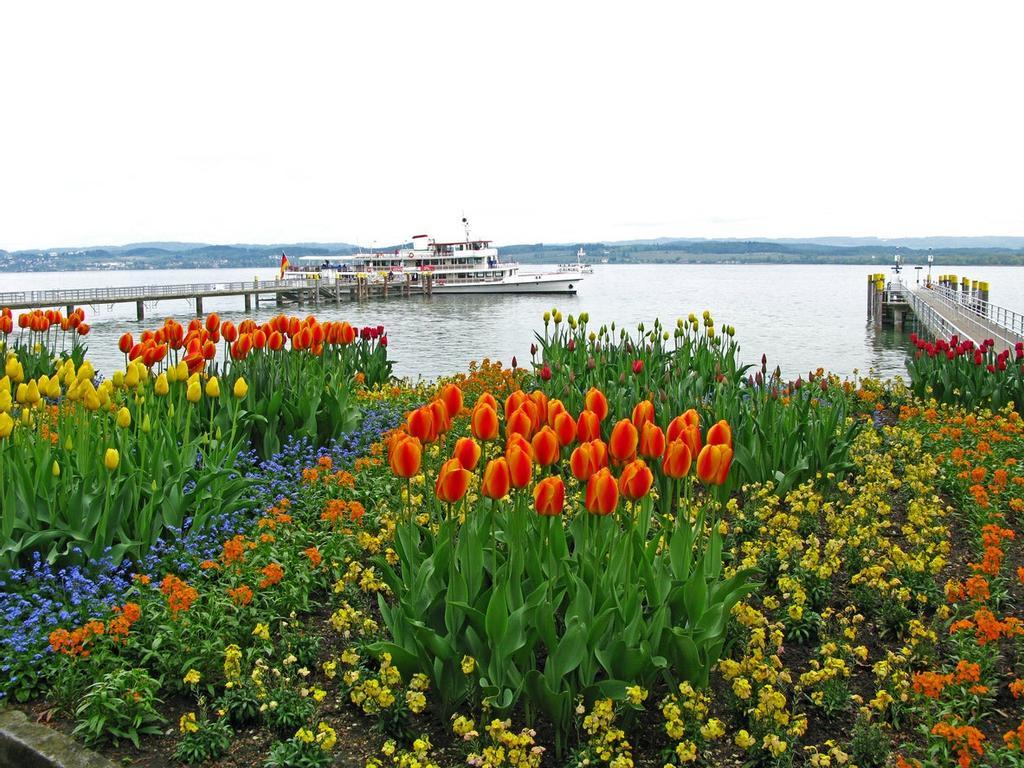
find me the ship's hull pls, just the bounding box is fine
[432,274,580,294]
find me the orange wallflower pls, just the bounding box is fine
[259,563,285,589]
[227,585,254,606]
[304,547,323,567]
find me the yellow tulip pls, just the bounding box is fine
[175,360,188,381]
[0,411,13,439]
[5,356,23,383]
[84,389,100,412]
[186,381,201,403]
[233,377,248,399]
[64,435,73,451]
[15,383,27,405]
[26,380,40,405]
[104,448,120,471]
[154,373,169,396]
[124,365,140,388]
[52,460,60,477]
[20,409,31,427]
[0,390,11,413]
[112,370,125,388]
[205,377,220,399]
[116,407,132,428]
[167,364,179,384]
[76,361,95,383]
[46,378,60,399]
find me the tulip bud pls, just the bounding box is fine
[233,377,249,399]
[141,414,151,433]
[0,412,14,439]
[154,373,169,396]
[205,377,220,399]
[116,406,132,429]
[104,448,120,471]
[52,460,60,477]
[187,381,201,403]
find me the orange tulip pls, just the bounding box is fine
[389,435,422,478]
[675,423,703,461]
[506,432,533,457]
[440,383,464,419]
[507,405,535,440]
[506,443,533,489]
[547,399,567,426]
[661,440,692,479]
[533,476,565,516]
[205,313,220,334]
[570,442,596,482]
[429,399,452,436]
[436,457,472,503]
[339,321,356,345]
[529,390,548,428]
[586,468,619,515]
[453,437,481,471]
[576,409,602,443]
[585,387,609,421]
[631,400,655,431]
[481,458,511,500]
[504,390,528,422]
[221,321,238,343]
[638,421,666,460]
[609,419,638,463]
[471,403,500,442]
[619,459,654,501]
[706,419,732,449]
[476,392,498,411]
[666,409,701,443]
[407,406,438,444]
[531,426,560,467]
[552,411,577,447]
[118,333,134,355]
[268,331,285,351]
[696,444,733,485]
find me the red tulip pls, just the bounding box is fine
[619,459,654,501]
[453,437,481,471]
[533,476,565,516]
[481,458,511,500]
[586,468,619,516]
[436,457,472,503]
[609,419,638,463]
[118,333,134,354]
[632,359,644,374]
[696,444,733,485]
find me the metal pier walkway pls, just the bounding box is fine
[902,282,1024,351]
[0,275,430,319]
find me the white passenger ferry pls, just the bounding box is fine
[289,221,581,295]
[557,247,594,275]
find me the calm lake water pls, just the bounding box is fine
[3,264,1022,381]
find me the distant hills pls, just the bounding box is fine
[3,236,1024,271]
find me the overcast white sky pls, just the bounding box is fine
[1,1,1022,250]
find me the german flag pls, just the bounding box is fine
[279,252,290,279]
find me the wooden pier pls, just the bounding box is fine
[869,273,1024,351]
[0,274,434,319]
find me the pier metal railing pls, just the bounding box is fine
[900,283,970,342]
[0,279,319,308]
[926,284,1024,341]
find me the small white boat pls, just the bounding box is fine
[557,247,594,275]
[289,219,582,294]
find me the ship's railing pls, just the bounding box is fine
[0,279,319,307]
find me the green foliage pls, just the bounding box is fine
[262,685,316,737]
[173,717,233,765]
[848,717,890,768]
[72,667,165,748]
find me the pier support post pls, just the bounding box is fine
[244,293,252,312]
[136,301,145,321]
[195,297,203,316]
[893,308,903,329]
[66,305,74,317]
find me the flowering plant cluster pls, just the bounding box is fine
[907,332,1024,412]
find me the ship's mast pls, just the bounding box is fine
[462,216,472,242]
